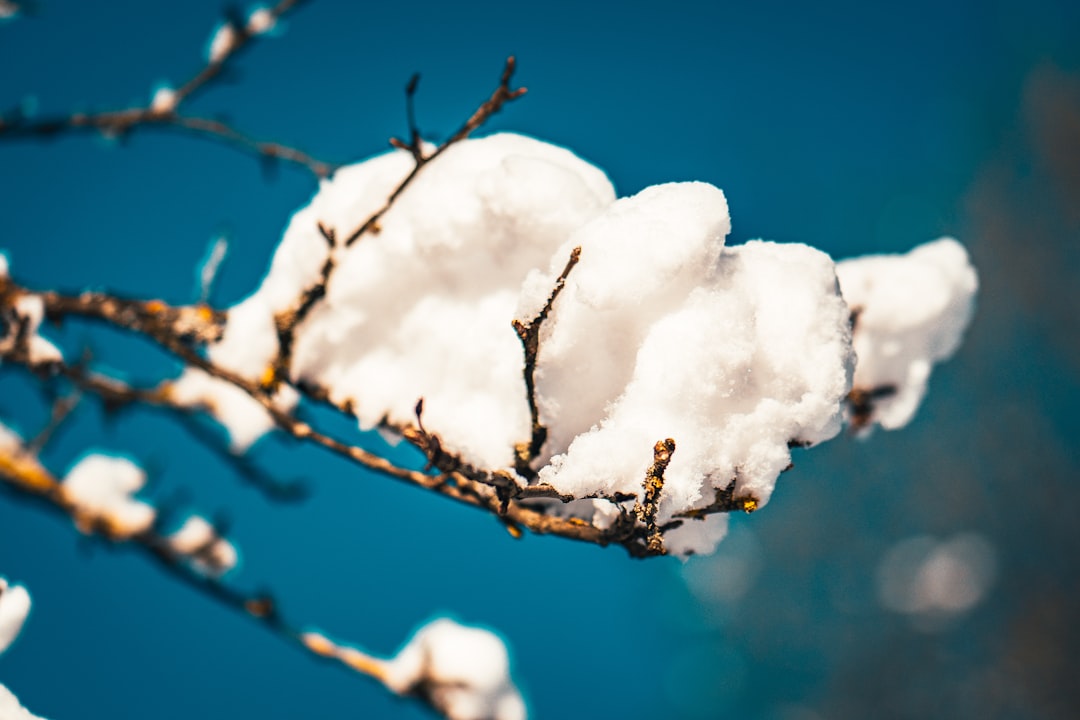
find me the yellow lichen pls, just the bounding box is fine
[259,365,278,390]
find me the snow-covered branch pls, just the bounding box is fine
[0,0,334,177]
[0,142,979,560]
[0,7,981,718]
[0,425,523,720]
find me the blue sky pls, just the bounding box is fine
[1,1,1079,718]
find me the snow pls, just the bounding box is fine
[528,186,853,537]
[167,515,238,576]
[0,420,20,451]
[297,618,525,719]
[246,7,276,35]
[181,133,976,556]
[167,296,298,452]
[383,618,526,720]
[210,133,613,466]
[836,238,977,430]
[61,454,156,538]
[149,86,177,114]
[0,577,30,655]
[168,514,216,553]
[0,684,47,720]
[197,235,229,301]
[168,369,280,452]
[10,294,63,365]
[207,23,237,63]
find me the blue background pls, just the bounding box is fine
[2,1,1079,718]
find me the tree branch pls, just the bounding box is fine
[266,57,528,390]
[0,436,447,717]
[3,280,674,556]
[634,438,674,556]
[0,0,336,178]
[512,245,581,477]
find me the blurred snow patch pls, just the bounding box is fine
[0,577,30,655]
[207,23,237,63]
[168,515,239,577]
[168,296,298,452]
[0,684,48,720]
[876,533,997,629]
[149,85,177,114]
[383,617,526,720]
[196,235,229,302]
[246,7,276,35]
[61,454,156,538]
[838,238,977,430]
[10,295,63,365]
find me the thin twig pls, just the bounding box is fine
[0,0,336,178]
[634,438,674,556]
[27,388,82,454]
[346,56,527,247]
[267,57,527,388]
[846,384,898,431]
[174,0,308,106]
[5,282,650,552]
[511,246,581,477]
[0,439,409,706]
[6,265,750,557]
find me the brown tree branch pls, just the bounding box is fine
[0,0,337,178]
[3,280,669,556]
[511,245,581,477]
[0,436,436,714]
[26,387,81,454]
[266,57,528,390]
[846,384,898,431]
[365,56,527,247]
[634,438,675,556]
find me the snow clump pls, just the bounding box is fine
[189,132,975,556]
[524,183,854,554]
[61,454,156,538]
[837,238,977,430]
[167,295,298,452]
[382,617,526,720]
